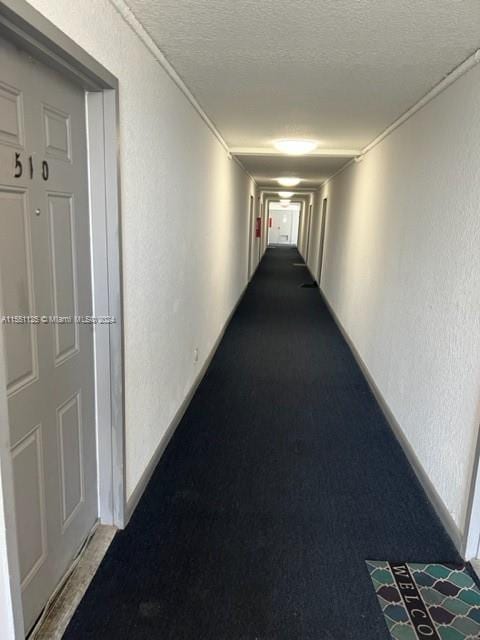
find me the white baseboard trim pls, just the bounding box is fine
[316,284,463,555]
[124,280,250,525]
[470,559,480,581]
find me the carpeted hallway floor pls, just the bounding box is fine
[64,247,460,640]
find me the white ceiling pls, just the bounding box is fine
[124,0,480,184]
[238,155,349,187]
[270,202,301,212]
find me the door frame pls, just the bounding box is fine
[260,191,312,254]
[266,200,272,245]
[305,202,313,263]
[0,2,126,635]
[317,197,328,286]
[463,428,480,560]
[266,200,301,247]
[264,197,276,246]
[265,197,275,247]
[247,194,254,280]
[258,201,264,264]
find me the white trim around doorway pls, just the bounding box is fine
[0,1,126,636]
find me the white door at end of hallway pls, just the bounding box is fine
[0,37,97,632]
[269,209,293,244]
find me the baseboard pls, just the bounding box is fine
[317,285,464,555]
[248,257,261,281]
[124,280,250,525]
[470,559,480,582]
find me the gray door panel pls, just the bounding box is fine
[0,37,97,632]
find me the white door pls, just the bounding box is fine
[0,37,97,632]
[269,209,292,244]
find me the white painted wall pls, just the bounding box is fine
[25,0,255,499]
[307,62,480,535]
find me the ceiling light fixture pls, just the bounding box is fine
[273,139,318,155]
[280,199,291,206]
[278,191,294,198]
[277,177,301,187]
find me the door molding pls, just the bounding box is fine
[463,426,480,560]
[317,197,328,286]
[262,192,312,253]
[246,195,254,280]
[0,2,125,636]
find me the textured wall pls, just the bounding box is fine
[26,0,254,498]
[307,63,480,532]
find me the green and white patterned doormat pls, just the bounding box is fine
[366,561,480,640]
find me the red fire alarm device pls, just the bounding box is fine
[255,217,261,238]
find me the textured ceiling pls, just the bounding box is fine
[123,0,480,183]
[239,155,349,187]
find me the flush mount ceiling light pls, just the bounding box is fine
[273,139,318,155]
[278,191,294,198]
[280,199,291,207]
[277,177,301,187]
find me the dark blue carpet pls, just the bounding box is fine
[64,247,460,639]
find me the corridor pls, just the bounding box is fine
[3,2,480,639]
[62,248,458,640]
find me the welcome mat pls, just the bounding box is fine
[366,561,480,640]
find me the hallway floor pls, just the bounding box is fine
[64,247,460,640]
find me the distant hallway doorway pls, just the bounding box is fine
[267,201,300,246]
